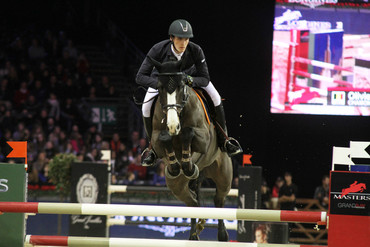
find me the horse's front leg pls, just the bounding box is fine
[159,130,181,178]
[181,127,199,179]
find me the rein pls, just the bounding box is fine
[133,86,158,105]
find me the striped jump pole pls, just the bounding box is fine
[108,185,238,197]
[0,202,326,224]
[293,70,352,87]
[25,235,327,247]
[293,57,353,72]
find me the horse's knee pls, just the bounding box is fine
[181,127,194,144]
[159,130,172,147]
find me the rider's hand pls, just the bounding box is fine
[184,74,193,87]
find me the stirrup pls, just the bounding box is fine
[141,148,157,167]
[223,137,243,157]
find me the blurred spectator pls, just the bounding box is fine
[84,124,98,149]
[44,141,56,159]
[261,180,271,209]
[108,85,119,97]
[27,70,35,88]
[91,132,104,150]
[21,94,41,126]
[314,175,330,209]
[88,86,97,99]
[46,92,60,121]
[271,176,284,209]
[7,65,19,86]
[60,98,78,132]
[0,61,11,79]
[61,50,76,74]
[70,124,84,154]
[127,154,146,182]
[96,75,110,98]
[63,40,78,59]
[80,76,95,98]
[110,132,121,153]
[55,63,68,83]
[62,78,77,99]
[12,122,27,141]
[46,75,62,97]
[84,148,99,162]
[136,138,147,156]
[31,80,47,104]
[18,61,29,82]
[28,38,46,60]
[30,151,49,184]
[122,171,136,185]
[13,81,30,109]
[57,130,69,153]
[0,78,14,102]
[129,131,140,154]
[278,172,298,210]
[76,53,90,80]
[151,160,166,186]
[1,110,15,133]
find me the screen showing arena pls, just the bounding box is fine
[271,0,370,116]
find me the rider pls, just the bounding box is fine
[136,19,243,166]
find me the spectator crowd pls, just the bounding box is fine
[0,28,165,187]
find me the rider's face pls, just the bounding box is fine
[171,36,189,54]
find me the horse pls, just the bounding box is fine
[147,56,233,241]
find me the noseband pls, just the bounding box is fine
[159,72,189,114]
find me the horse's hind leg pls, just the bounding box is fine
[166,176,200,240]
[204,154,233,241]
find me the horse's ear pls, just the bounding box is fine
[147,56,162,71]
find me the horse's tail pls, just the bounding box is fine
[188,171,205,206]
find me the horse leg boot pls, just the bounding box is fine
[214,103,243,157]
[141,117,157,166]
[159,130,181,178]
[181,127,199,179]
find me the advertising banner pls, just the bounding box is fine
[330,171,369,216]
[0,163,27,247]
[69,162,108,237]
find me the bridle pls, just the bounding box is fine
[159,72,189,115]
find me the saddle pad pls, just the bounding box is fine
[192,88,211,125]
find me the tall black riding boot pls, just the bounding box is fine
[141,117,157,166]
[214,103,243,157]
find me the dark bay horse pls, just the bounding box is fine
[148,57,233,241]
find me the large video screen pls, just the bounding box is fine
[271,0,370,115]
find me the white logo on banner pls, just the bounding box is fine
[76,173,99,203]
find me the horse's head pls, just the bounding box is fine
[148,56,189,136]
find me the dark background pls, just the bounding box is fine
[4,0,370,197]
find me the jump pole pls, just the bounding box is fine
[293,57,353,72]
[25,235,326,247]
[108,185,238,197]
[293,70,352,87]
[0,202,326,224]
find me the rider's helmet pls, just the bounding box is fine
[168,19,194,38]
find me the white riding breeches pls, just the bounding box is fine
[142,81,221,118]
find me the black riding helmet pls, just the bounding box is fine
[168,19,194,38]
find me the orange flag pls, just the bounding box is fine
[6,141,27,164]
[243,154,252,166]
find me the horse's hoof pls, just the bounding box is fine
[164,166,182,179]
[218,228,229,242]
[184,164,199,180]
[189,234,200,241]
